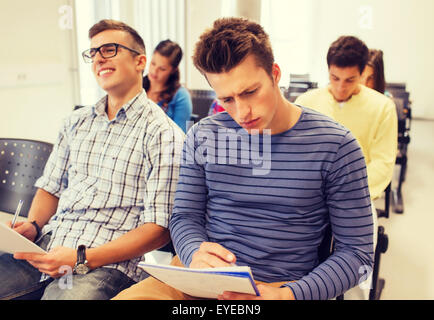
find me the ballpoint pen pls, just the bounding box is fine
[10,200,23,229]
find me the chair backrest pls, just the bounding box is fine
[190,89,217,121]
[287,83,317,103]
[290,73,310,83]
[393,97,406,121]
[0,139,53,217]
[386,82,406,91]
[317,224,344,299]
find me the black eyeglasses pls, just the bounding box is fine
[82,43,141,63]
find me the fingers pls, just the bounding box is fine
[13,252,45,261]
[191,242,236,268]
[201,242,236,263]
[9,221,37,241]
[218,291,261,300]
[6,220,24,229]
[14,252,66,278]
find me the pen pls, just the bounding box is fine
[11,200,23,229]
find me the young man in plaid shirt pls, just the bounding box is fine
[0,20,184,300]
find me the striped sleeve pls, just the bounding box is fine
[283,131,374,300]
[169,124,209,265]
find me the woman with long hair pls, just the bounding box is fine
[361,49,392,97]
[143,40,192,132]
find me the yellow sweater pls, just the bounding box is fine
[295,85,398,199]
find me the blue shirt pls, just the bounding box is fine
[158,87,192,133]
[169,107,374,300]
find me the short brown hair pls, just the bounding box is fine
[88,19,146,55]
[193,17,274,77]
[327,36,368,74]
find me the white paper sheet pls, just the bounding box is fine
[138,262,259,299]
[0,222,46,254]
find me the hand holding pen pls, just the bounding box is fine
[10,199,23,229]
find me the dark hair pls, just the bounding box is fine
[88,19,146,55]
[193,17,274,77]
[143,40,183,109]
[327,36,369,74]
[366,49,386,94]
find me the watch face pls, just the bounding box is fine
[75,263,90,275]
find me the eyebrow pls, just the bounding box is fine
[217,83,261,100]
[330,73,357,81]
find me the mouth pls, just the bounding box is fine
[98,68,115,77]
[240,117,260,129]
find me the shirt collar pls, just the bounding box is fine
[93,89,147,120]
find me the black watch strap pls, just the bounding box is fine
[77,245,86,264]
[30,221,41,241]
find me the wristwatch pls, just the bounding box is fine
[73,245,90,275]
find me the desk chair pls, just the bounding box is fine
[0,139,53,218]
[318,222,387,300]
[370,226,388,300]
[376,183,391,219]
[392,95,412,214]
[290,73,310,83]
[189,89,216,122]
[317,224,344,300]
[285,77,318,102]
[286,83,310,102]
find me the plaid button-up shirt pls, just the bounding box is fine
[35,90,185,282]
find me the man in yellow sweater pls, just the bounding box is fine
[296,36,397,201]
[296,35,397,300]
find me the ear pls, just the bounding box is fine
[272,63,281,85]
[136,54,147,72]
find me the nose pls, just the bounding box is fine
[337,81,347,92]
[236,99,251,122]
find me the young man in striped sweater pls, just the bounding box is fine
[114,17,374,300]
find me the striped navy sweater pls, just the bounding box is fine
[169,107,374,300]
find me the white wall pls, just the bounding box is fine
[1,0,432,139]
[185,0,224,90]
[0,0,79,143]
[186,0,434,119]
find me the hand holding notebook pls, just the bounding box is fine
[0,222,46,254]
[138,262,259,299]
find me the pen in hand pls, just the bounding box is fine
[10,200,23,229]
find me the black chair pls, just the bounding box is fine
[376,183,391,218]
[285,74,318,103]
[318,222,387,300]
[370,226,388,300]
[286,83,310,102]
[158,241,176,255]
[290,73,310,83]
[317,224,344,300]
[391,94,412,214]
[189,89,216,122]
[386,82,406,92]
[0,139,53,217]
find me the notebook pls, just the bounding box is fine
[0,222,46,254]
[138,262,259,299]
